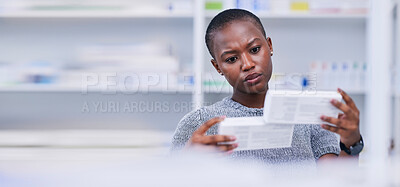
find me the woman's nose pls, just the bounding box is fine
[241,54,255,71]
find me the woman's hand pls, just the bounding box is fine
[185,116,238,152]
[320,88,361,148]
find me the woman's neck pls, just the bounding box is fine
[231,90,267,109]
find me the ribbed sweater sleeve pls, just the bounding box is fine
[170,109,203,151]
[310,124,341,160]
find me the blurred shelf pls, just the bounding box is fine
[0,85,193,93]
[343,90,366,95]
[0,130,172,148]
[0,130,172,161]
[0,85,80,92]
[1,10,366,19]
[205,11,367,20]
[0,11,193,18]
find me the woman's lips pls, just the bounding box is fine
[244,73,262,84]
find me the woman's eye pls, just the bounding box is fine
[251,47,260,54]
[225,57,238,63]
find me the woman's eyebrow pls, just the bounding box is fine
[220,38,261,59]
[246,38,261,48]
[220,50,237,59]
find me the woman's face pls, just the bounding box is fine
[211,20,273,95]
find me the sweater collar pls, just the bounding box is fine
[222,97,264,113]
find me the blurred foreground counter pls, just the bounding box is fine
[0,130,399,187]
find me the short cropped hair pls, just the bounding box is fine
[205,9,266,58]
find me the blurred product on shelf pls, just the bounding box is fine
[269,0,290,13]
[77,43,179,91]
[169,0,193,13]
[291,1,309,12]
[204,59,367,94]
[78,43,178,72]
[263,60,367,93]
[205,0,368,14]
[0,42,194,92]
[310,0,367,14]
[205,1,224,10]
[205,0,271,12]
[309,0,340,13]
[203,72,232,93]
[0,61,59,85]
[20,61,59,84]
[236,0,270,12]
[309,60,366,92]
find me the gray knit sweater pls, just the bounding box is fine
[171,97,340,166]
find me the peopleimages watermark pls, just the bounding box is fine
[81,72,193,94]
[80,72,318,113]
[81,101,213,113]
[80,72,318,95]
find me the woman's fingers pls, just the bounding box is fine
[189,135,238,152]
[330,99,355,118]
[217,143,239,152]
[338,88,360,115]
[194,116,225,136]
[199,135,236,145]
[189,116,239,153]
[321,124,342,134]
[320,116,343,127]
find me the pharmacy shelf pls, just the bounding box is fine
[0,10,365,20]
[0,130,172,161]
[12,11,366,20]
[0,85,193,93]
[0,11,193,19]
[345,90,367,95]
[0,130,172,148]
[205,11,367,19]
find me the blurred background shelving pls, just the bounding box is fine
[0,0,371,137]
[0,0,399,167]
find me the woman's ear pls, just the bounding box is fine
[211,59,223,75]
[267,37,273,56]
